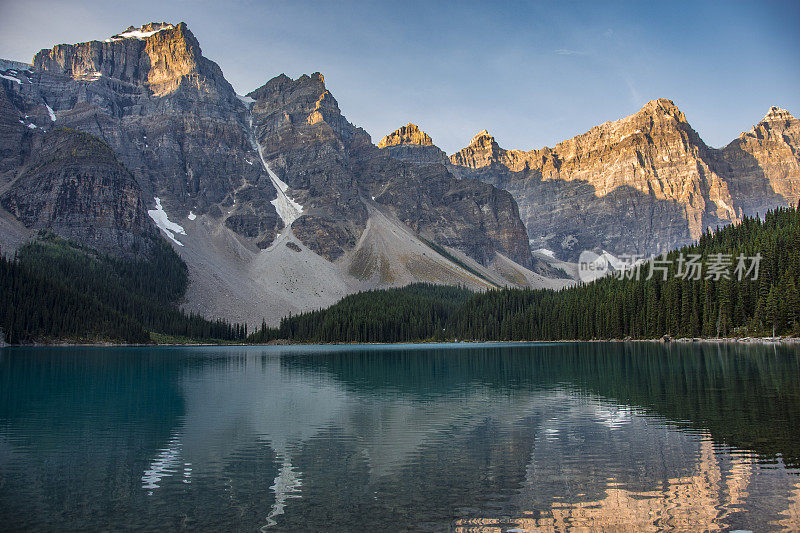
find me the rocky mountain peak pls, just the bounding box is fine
[573,98,686,141]
[471,129,495,145]
[640,98,685,119]
[764,106,793,121]
[248,72,333,109]
[247,71,359,143]
[32,21,234,99]
[553,98,691,155]
[377,123,434,148]
[757,106,796,130]
[739,106,798,142]
[448,130,503,169]
[377,123,447,166]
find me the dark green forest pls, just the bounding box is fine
[0,234,247,344]
[255,205,800,343]
[4,205,798,345]
[449,205,800,341]
[248,283,472,344]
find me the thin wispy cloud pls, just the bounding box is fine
[624,76,641,107]
[554,48,586,56]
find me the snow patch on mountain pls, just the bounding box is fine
[0,73,21,84]
[148,197,186,246]
[246,113,304,227]
[105,24,174,42]
[236,94,255,106]
[264,160,304,227]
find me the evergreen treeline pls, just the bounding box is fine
[6,205,797,345]
[257,205,800,343]
[0,234,247,344]
[249,283,472,343]
[449,205,800,341]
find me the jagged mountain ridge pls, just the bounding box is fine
[447,99,800,260]
[26,21,281,247]
[2,21,795,325]
[246,73,538,270]
[0,22,560,326]
[2,22,537,267]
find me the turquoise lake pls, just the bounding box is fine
[1,342,799,531]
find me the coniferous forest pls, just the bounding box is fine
[0,234,247,344]
[248,283,472,344]
[254,205,800,343]
[3,206,799,345]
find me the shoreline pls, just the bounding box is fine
[3,336,799,348]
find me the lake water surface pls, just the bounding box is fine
[1,342,799,531]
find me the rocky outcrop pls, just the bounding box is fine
[1,128,156,255]
[378,123,448,166]
[17,22,281,250]
[248,73,537,269]
[450,99,799,260]
[377,123,434,148]
[32,22,232,99]
[450,129,503,170]
[712,107,800,216]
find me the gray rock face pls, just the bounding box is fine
[15,22,281,249]
[450,100,800,261]
[248,73,537,269]
[3,23,533,272]
[0,82,27,174]
[712,106,800,217]
[248,72,370,259]
[0,127,156,256]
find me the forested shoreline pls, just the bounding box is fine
[252,205,800,344]
[2,205,798,346]
[0,234,247,344]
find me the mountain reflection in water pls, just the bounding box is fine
[0,342,798,531]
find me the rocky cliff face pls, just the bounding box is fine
[4,19,534,270]
[377,123,434,148]
[247,71,370,259]
[248,74,537,269]
[712,107,800,217]
[377,123,448,166]
[450,99,799,260]
[14,22,281,249]
[1,127,156,255]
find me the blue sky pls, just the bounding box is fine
[1,0,798,153]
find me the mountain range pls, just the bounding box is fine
[1,22,797,326]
